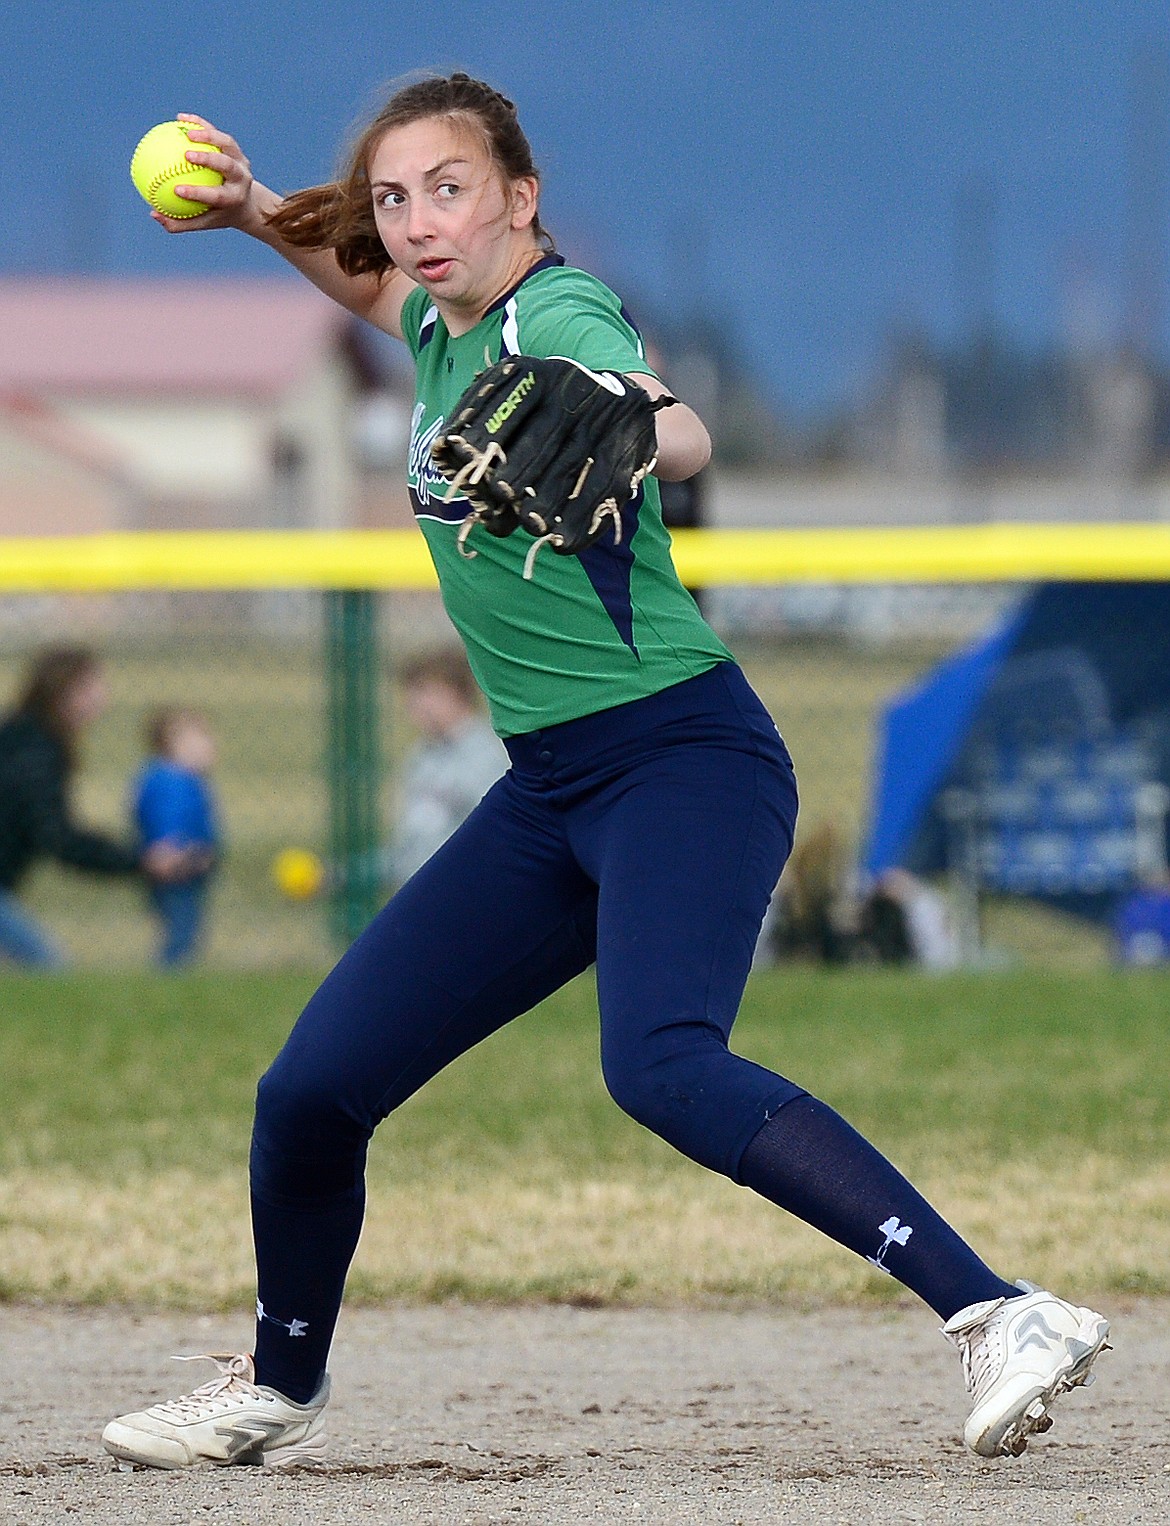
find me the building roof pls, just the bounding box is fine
[0,394,127,479]
[0,396,134,536]
[0,276,363,397]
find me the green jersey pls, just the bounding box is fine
[401,257,731,737]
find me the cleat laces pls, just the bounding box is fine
[149,1353,266,1421]
[947,1299,1007,1400]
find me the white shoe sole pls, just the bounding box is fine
[263,1434,328,1471]
[969,1314,1110,1458]
[102,1425,328,1471]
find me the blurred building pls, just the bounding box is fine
[857,333,1170,488]
[0,276,414,535]
[0,396,137,535]
[644,312,794,470]
[702,330,1170,534]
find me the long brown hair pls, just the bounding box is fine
[266,72,552,278]
[14,645,100,768]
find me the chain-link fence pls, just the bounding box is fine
[3,550,1163,971]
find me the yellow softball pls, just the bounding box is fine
[130,121,224,218]
[272,847,326,901]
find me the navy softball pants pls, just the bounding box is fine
[250,663,802,1394]
[250,660,1019,1402]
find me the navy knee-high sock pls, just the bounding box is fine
[249,1105,369,1407]
[738,1094,1020,1320]
[250,1185,364,1404]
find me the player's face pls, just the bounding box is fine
[369,117,538,326]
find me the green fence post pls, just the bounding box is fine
[325,588,383,946]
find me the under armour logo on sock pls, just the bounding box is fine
[866,1215,914,1272]
[256,1298,309,1337]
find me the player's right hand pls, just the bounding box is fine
[150,113,264,234]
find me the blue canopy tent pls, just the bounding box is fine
[862,582,1170,919]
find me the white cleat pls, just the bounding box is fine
[944,1282,1110,1458]
[102,1353,329,1470]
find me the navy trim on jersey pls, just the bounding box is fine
[618,302,644,344]
[480,253,566,325]
[408,485,467,525]
[577,489,644,658]
[418,304,439,350]
[415,255,564,357]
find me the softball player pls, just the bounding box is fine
[103,74,1108,1469]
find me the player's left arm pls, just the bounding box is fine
[626,371,712,482]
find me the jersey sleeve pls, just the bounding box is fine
[511,268,659,379]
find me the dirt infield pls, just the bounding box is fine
[2,1300,1167,1524]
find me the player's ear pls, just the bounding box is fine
[509,175,539,232]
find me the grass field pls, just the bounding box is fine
[1,965,1165,1309]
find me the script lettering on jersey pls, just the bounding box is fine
[409,402,453,508]
[485,371,537,434]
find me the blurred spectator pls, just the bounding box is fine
[771,829,961,972]
[0,646,141,968]
[770,821,854,964]
[858,869,961,971]
[133,707,221,967]
[384,650,508,891]
[644,339,709,613]
[1112,878,1170,966]
[657,470,708,613]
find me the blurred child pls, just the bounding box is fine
[384,649,507,891]
[858,868,961,971]
[133,708,221,967]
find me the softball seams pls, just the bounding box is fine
[131,125,220,218]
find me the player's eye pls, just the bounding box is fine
[436,182,461,200]
[378,190,406,210]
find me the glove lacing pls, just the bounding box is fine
[456,512,485,560]
[520,498,625,581]
[442,441,506,506]
[448,406,668,577]
[444,443,509,561]
[520,448,656,580]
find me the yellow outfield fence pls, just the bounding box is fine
[2,521,1170,590]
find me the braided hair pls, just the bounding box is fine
[267,73,552,278]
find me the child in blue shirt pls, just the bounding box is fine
[133,708,221,966]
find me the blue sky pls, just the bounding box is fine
[3,1,1168,416]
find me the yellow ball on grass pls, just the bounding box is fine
[272,847,325,901]
[130,121,224,218]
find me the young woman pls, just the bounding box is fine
[103,74,1108,1469]
[0,646,141,965]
